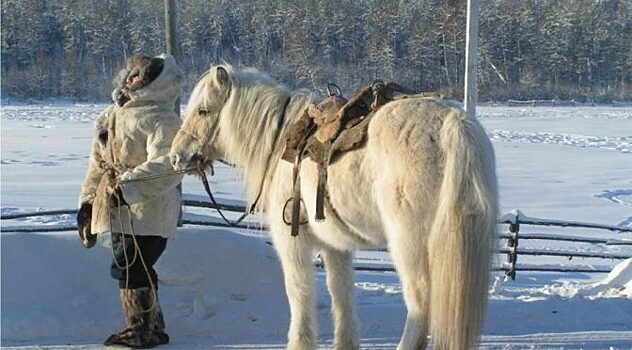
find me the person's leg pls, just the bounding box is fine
[106,233,168,348]
[110,234,166,289]
[127,235,169,344]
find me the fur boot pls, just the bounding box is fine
[153,300,169,345]
[104,287,169,348]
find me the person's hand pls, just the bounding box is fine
[109,186,128,208]
[112,87,130,107]
[77,202,96,248]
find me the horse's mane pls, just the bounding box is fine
[198,64,311,207]
[185,69,213,117]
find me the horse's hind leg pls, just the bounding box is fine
[380,207,431,350]
[390,230,431,350]
[269,224,317,350]
[320,248,359,350]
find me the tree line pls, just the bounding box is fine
[2,0,631,102]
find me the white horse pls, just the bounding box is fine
[169,65,498,350]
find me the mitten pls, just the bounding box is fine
[77,202,96,248]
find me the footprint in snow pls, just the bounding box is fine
[616,217,632,229]
[594,189,632,207]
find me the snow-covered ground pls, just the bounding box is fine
[2,104,632,349]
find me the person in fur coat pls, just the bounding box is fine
[77,53,184,348]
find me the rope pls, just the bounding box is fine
[95,92,293,311]
[113,163,255,228]
[117,166,198,185]
[125,211,158,313]
[107,189,157,313]
[97,161,256,232]
[108,179,137,271]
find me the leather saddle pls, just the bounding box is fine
[281,81,442,236]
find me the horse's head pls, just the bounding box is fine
[170,66,232,170]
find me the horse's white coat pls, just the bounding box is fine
[170,65,498,350]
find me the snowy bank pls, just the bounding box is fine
[1,228,290,347]
[3,227,632,349]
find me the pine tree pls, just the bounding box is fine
[1,0,630,101]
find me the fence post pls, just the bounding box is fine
[506,214,520,280]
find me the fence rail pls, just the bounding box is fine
[0,200,245,220]
[3,204,630,279]
[346,265,613,274]
[1,209,77,220]
[502,99,623,107]
[497,247,631,260]
[500,212,631,279]
[498,233,632,246]
[499,218,631,233]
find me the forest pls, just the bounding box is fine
[2,0,631,102]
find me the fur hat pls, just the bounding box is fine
[125,56,164,91]
[111,55,165,106]
[112,66,131,106]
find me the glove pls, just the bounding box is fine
[77,202,96,248]
[112,68,131,107]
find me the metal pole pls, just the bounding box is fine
[164,0,177,60]
[464,0,480,118]
[164,0,180,116]
[164,0,184,225]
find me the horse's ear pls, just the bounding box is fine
[215,67,230,87]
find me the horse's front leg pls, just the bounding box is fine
[320,248,359,350]
[269,223,317,350]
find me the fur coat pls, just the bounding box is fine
[78,54,184,239]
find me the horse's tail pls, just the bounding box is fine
[428,109,498,350]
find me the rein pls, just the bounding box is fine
[195,95,292,227]
[116,164,252,227]
[117,166,198,184]
[119,95,292,228]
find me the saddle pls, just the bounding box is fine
[282,81,442,236]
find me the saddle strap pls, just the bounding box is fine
[315,143,331,221]
[289,123,316,236]
[290,153,302,237]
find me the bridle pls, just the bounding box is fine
[174,85,292,227]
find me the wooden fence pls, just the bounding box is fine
[497,213,632,279]
[3,202,631,279]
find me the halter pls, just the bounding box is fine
[176,87,292,226]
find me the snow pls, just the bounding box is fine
[1,229,290,347]
[540,258,632,299]
[2,104,632,348]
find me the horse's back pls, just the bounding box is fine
[368,97,461,155]
[366,97,460,186]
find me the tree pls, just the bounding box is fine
[1,0,630,102]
